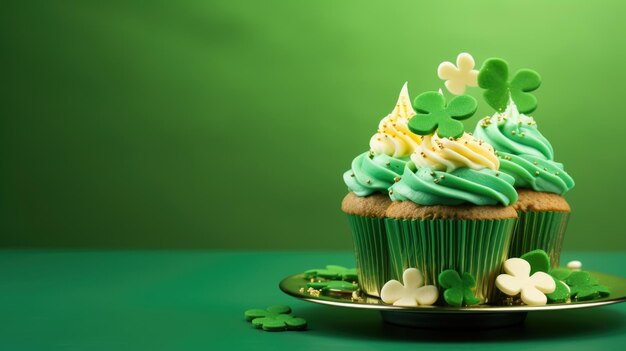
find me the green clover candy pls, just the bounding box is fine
[304,265,357,281]
[546,268,572,303]
[408,91,477,139]
[307,280,359,292]
[437,270,480,307]
[520,249,551,275]
[478,58,541,113]
[566,271,611,301]
[244,306,307,331]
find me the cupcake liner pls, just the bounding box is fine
[385,218,516,304]
[346,215,389,297]
[508,211,570,268]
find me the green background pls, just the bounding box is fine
[1,0,624,250]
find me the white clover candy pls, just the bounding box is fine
[496,258,556,306]
[380,268,438,307]
[567,260,582,270]
[438,53,479,95]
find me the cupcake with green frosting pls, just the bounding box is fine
[341,82,422,297]
[474,58,574,268]
[384,90,519,304]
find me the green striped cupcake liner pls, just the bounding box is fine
[508,211,570,268]
[385,217,516,304]
[346,215,389,297]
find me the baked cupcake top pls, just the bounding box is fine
[343,83,421,196]
[473,101,574,194]
[389,90,518,206]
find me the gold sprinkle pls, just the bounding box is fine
[433,179,439,183]
[394,176,401,182]
[520,133,526,137]
[533,161,538,165]
[511,130,516,135]
[299,287,305,293]
[555,171,560,175]
[350,173,355,177]
[385,162,390,166]
[366,179,372,184]
[389,190,394,195]
[543,167,548,171]
[440,175,445,179]
[535,171,540,175]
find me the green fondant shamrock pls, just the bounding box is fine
[307,280,359,292]
[244,306,307,331]
[408,91,477,139]
[566,271,611,301]
[304,265,357,281]
[437,270,480,307]
[478,58,541,113]
[546,267,573,303]
[520,249,551,275]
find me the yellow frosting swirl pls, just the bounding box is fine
[410,132,500,172]
[369,82,421,157]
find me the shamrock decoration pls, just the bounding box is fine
[520,249,551,275]
[547,267,572,303]
[244,306,307,331]
[566,271,611,301]
[437,269,480,307]
[307,280,358,292]
[408,91,478,139]
[495,257,555,306]
[304,265,357,281]
[438,53,479,95]
[380,268,438,307]
[478,58,541,113]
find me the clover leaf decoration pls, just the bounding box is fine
[437,269,480,307]
[520,249,551,275]
[478,58,541,113]
[408,91,478,139]
[304,265,357,282]
[546,268,572,303]
[566,271,611,301]
[244,305,307,331]
[380,268,438,307]
[307,280,359,292]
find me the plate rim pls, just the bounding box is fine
[279,271,626,314]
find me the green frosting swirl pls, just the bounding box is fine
[343,151,408,196]
[389,163,518,206]
[498,153,575,194]
[472,103,574,194]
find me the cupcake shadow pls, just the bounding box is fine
[298,305,625,342]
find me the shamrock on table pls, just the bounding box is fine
[244,305,307,331]
[566,271,611,301]
[437,270,480,307]
[304,265,358,282]
[438,52,479,95]
[307,280,359,292]
[408,91,478,139]
[380,268,438,307]
[496,257,555,306]
[478,58,541,113]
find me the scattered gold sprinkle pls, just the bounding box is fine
[385,162,391,166]
[555,171,560,175]
[434,179,439,183]
[440,175,445,179]
[394,176,401,182]
[511,130,516,135]
[366,179,372,184]
[533,161,538,165]
[299,287,305,293]
[535,171,540,175]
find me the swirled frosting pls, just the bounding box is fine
[369,82,422,157]
[345,82,421,196]
[473,101,574,194]
[389,163,518,206]
[411,132,500,172]
[343,152,409,196]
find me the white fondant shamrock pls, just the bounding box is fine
[380,268,438,307]
[496,258,556,306]
[438,53,479,95]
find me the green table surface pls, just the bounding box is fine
[0,250,625,350]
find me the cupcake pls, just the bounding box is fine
[342,82,421,296]
[473,101,574,267]
[385,90,519,304]
[472,57,574,268]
